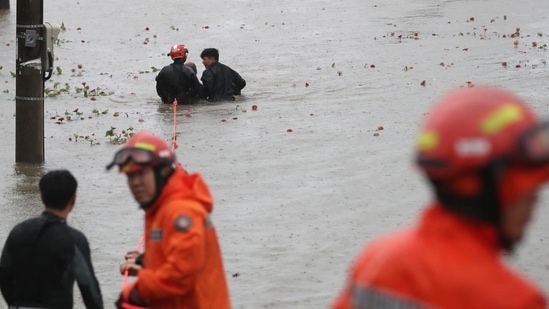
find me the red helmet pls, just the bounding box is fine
[106,131,176,173]
[416,86,549,206]
[169,44,188,60]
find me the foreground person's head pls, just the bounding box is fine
[415,86,549,250]
[40,169,78,217]
[107,131,176,209]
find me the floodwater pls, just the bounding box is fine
[1,0,549,308]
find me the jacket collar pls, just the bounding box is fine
[419,203,501,254]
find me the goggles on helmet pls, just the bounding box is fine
[106,148,156,171]
[512,121,549,166]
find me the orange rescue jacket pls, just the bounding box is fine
[333,204,546,309]
[124,166,231,309]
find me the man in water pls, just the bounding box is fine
[200,48,246,102]
[156,44,203,105]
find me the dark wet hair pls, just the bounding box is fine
[200,48,219,61]
[39,169,77,210]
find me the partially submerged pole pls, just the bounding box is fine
[15,0,44,163]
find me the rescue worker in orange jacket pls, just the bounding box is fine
[332,86,549,309]
[107,131,231,309]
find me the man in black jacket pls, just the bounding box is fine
[0,170,103,309]
[155,44,203,105]
[200,48,246,102]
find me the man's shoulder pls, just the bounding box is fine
[156,196,209,222]
[180,64,195,75]
[9,216,44,235]
[164,197,206,211]
[65,224,88,240]
[158,64,176,75]
[159,64,173,72]
[356,228,415,259]
[216,62,234,71]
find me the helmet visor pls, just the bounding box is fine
[500,121,549,206]
[106,148,155,170]
[515,121,549,165]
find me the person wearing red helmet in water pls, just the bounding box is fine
[107,131,231,309]
[155,44,203,105]
[332,86,549,309]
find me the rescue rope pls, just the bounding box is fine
[171,99,178,150]
[122,235,145,288]
[121,235,147,308]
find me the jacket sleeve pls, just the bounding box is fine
[200,69,215,99]
[188,72,204,99]
[0,234,15,305]
[155,73,169,103]
[231,69,246,94]
[137,202,208,301]
[73,235,104,309]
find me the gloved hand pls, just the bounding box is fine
[115,284,149,309]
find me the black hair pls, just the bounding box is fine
[39,169,77,210]
[200,48,219,61]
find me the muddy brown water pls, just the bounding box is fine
[1,0,549,308]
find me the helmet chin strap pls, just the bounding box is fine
[139,164,175,210]
[431,158,517,252]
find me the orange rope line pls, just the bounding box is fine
[171,99,178,150]
[122,235,145,287]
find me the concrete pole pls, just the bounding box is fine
[15,0,44,163]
